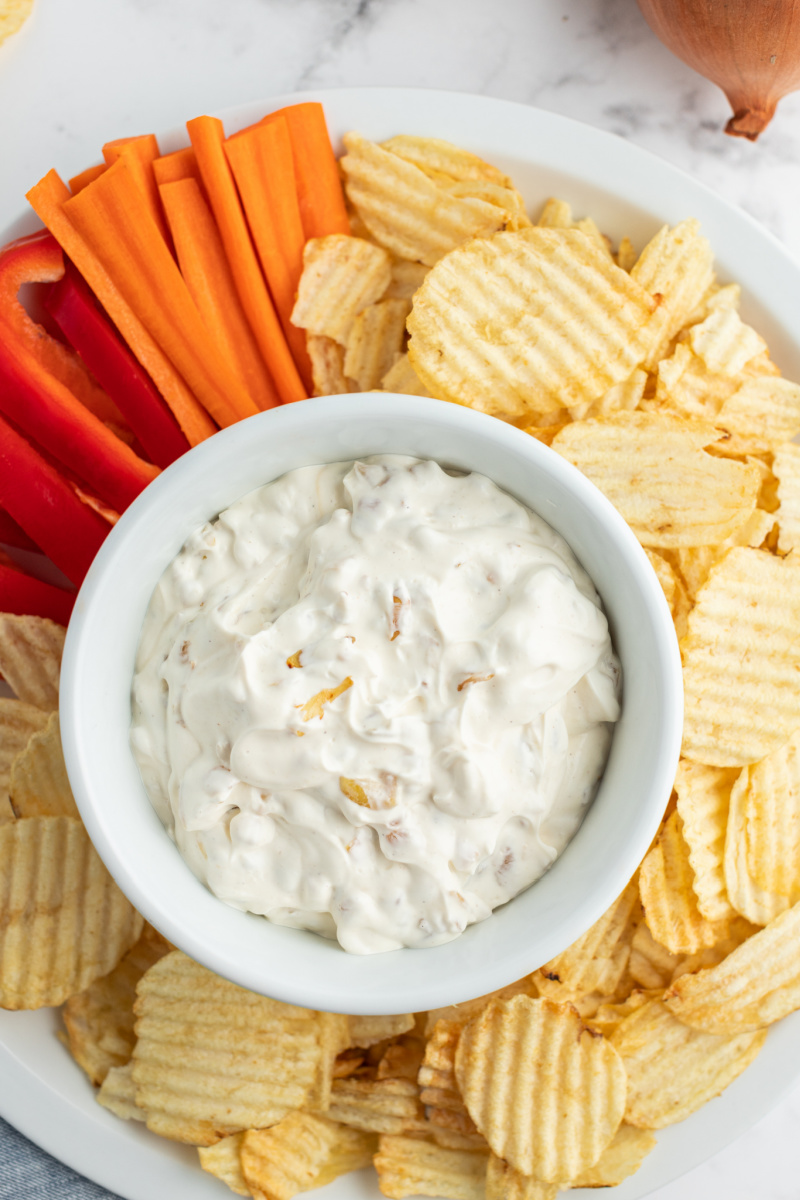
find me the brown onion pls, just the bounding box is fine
[637,0,800,139]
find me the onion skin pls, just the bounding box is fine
[637,0,800,139]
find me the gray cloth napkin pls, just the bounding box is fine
[0,1116,121,1200]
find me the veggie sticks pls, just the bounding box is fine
[263,103,350,240]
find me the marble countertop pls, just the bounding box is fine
[2,1,800,1196]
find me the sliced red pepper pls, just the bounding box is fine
[0,561,75,625]
[0,507,38,551]
[0,413,109,586]
[45,265,191,468]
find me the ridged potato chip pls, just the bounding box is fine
[381,351,433,397]
[630,219,715,369]
[97,1063,145,1123]
[724,759,795,925]
[454,995,626,1182]
[552,412,760,548]
[774,441,800,552]
[535,876,639,1002]
[418,1020,485,1150]
[568,367,646,422]
[485,1154,557,1200]
[670,506,775,603]
[291,234,392,345]
[680,547,800,766]
[534,197,612,259]
[241,1111,375,1200]
[674,760,739,922]
[715,376,800,455]
[0,698,48,817]
[741,728,800,898]
[610,997,766,1128]
[63,923,172,1086]
[348,1013,415,1048]
[374,1134,488,1200]
[652,342,746,422]
[665,898,800,1034]
[306,335,352,396]
[407,228,656,419]
[644,550,691,639]
[688,307,767,377]
[568,1124,657,1188]
[0,0,33,46]
[616,236,638,272]
[587,989,659,1038]
[0,815,143,1009]
[327,1076,427,1135]
[9,712,79,818]
[423,976,539,1038]
[198,1132,249,1196]
[628,920,684,990]
[381,136,512,187]
[343,298,410,390]
[341,133,508,267]
[639,810,721,954]
[0,614,64,710]
[377,1036,425,1083]
[384,258,429,300]
[132,951,332,1144]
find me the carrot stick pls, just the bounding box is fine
[102,134,171,246]
[68,163,108,195]
[153,146,204,190]
[160,178,279,412]
[187,115,306,406]
[63,158,260,429]
[261,103,350,240]
[224,118,312,391]
[27,169,217,446]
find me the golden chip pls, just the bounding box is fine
[291,234,392,345]
[198,1132,249,1196]
[774,441,800,553]
[639,810,722,953]
[0,816,142,1009]
[671,506,775,603]
[680,547,800,766]
[423,975,539,1038]
[9,712,79,819]
[382,351,433,397]
[132,950,331,1144]
[616,236,638,272]
[377,1036,425,1082]
[674,760,738,922]
[454,995,626,1182]
[241,1111,375,1200]
[374,1134,488,1200]
[688,307,767,377]
[535,876,639,1002]
[644,549,691,639]
[568,367,646,422]
[665,897,800,1033]
[306,334,352,396]
[628,919,684,990]
[443,179,531,232]
[724,765,790,925]
[407,228,656,419]
[715,375,800,455]
[610,997,765,1128]
[740,727,800,899]
[326,1075,427,1135]
[63,923,172,1085]
[341,132,508,267]
[0,0,33,46]
[0,614,65,710]
[652,342,745,423]
[0,698,49,817]
[534,197,611,258]
[630,219,715,369]
[587,988,659,1038]
[569,1123,657,1187]
[381,136,512,187]
[384,258,430,300]
[552,412,760,548]
[343,298,410,390]
[418,1019,485,1150]
[348,1013,415,1048]
[485,1154,557,1200]
[96,1063,146,1123]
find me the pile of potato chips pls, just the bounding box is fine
[4,129,800,1199]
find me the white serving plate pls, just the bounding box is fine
[3,87,800,1199]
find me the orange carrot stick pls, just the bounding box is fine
[160,178,279,412]
[187,115,306,406]
[68,163,107,195]
[261,103,350,240]
[102,134,171,247]
[63,158,259,429]
[27,169,216,446]
[224,118,312,391]
[153,146,204,189]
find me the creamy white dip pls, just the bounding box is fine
[131,456,620,954]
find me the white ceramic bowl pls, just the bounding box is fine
[60,392,682,1014]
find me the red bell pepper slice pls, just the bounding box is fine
[46,265,191,468]
[0,507,38,551]
[0,561,75,625]
[0,413,109,586]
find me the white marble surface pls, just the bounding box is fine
[3,0,800,1196]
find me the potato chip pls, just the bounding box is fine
[774,442,800,552]
[241,1111,375,1200]
[97,1063,146,1123]
[382,351,433,397]
[341,133,508,267]
[644,550,691,639]
[442,180,531,233]
[377,1036,425,1083]
[553,412,760,548]
[348,1013,416,1049]
[671,506,775,602]
[312,1123,377,1187]
[0,698,48,816]
[616,236,638,272]
[738,728,800,901]
[670,915,758,982]
[630,219,715,369]
[291,235,392,346]
[628,918,684,989]
[639,810,721,953]
[454,995,626,1182]
[665,897,800,1034]
[715,376,800,455]
[327,1075,427,1135]
[381,136,512,188]
[418,1019,485,1151]
[0,614,65,710]
[534,198,611,258]
[374,1134,488,1200]
[587,989,659,1038]
[681,547,800,766]
[0,815,143,1009]
[132,951,328,1144]
[8,712,79,819]
[306,335,352,397]
[198,1132,249,1196]
[688,306,767,377]
[610,998,765,1128]
[535,876,639,1002]
[0,0,33,46]
[723,761,795,927]
[63,923,172,1085]
[569,1124,657,1187]
[344,298,410,390]
[384,258,430,301]
[407,229,656,419]
[423,975,539,1038]
[567,367,646,422]
[485,1154,557,1200]
[652,342,745,422]
[674,760,738,922]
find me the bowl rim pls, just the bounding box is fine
[60,392,683,1014]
